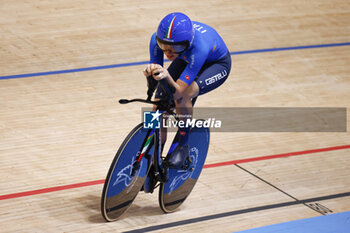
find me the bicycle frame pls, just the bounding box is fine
[101,78,210,220]
[120,79,176,191]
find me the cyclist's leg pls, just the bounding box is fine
[173,80,199,143]
[175,52,232,110]
[175,52,231,142]
[166,53,231,168]
[163,82,198,168]
[195,52,232,96]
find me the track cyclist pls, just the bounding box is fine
[143,12,231,169]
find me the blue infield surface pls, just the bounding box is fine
[236,211,350,233]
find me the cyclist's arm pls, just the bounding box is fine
[165,51,207,100]
[149,32,163,66]
[164,76,187,100]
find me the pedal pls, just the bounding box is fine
[180,155,193,170]
[165,145,189,169]
[159,166,168,183]
[181,163,189,170]
[187,155,192,163]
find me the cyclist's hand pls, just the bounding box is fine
[152,66,169,81]
[143,64,161,77]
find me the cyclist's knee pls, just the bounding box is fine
[176,82,199,105]
[152,98,160,111]
[186,82,199,99]
[175,95,191,107]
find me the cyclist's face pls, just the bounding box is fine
[160,45,179,61]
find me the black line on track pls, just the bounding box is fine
[234,164,327,215]
[123,191,350,233]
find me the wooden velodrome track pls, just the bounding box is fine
[1,0,349,232]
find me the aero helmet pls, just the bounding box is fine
[156,12,194,54]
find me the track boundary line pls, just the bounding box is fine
[1,42,349,80]
[1,144,349,200]
[123,191,350,233]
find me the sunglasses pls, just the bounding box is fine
[156,37,189,54]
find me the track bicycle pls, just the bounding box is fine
[101,79,210,222]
